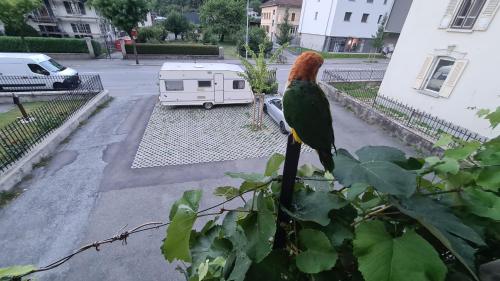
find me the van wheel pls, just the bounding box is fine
[203,102,214,110]
[53,82,64,90]
[279,122,287,134]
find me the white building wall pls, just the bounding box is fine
[379,0,500,138]
[299,33,328,50]
[298,0,337,36]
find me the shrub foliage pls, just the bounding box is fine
[0,36,100,55]
[124,43,219,55]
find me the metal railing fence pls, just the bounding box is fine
[0,74,103,173]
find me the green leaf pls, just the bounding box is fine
[286,190,348,226]
[226,172,266,182]
[0,265,36,279]
[296,229,337,274]
[169,190,202,220]
[298,164,321,177]
[435,134,454,148]
[191,226,232,272]
[214,186,240,199]
[464,189,500,220]
[222,211,238,238]
[444,141,481,160]
[477,166,500,192]
[245,250,293,281]
[347,183,370,201]
[356,146,406,163]
[240,193,276,262]
[333,149,359,185]
[484,106,500,129]
[354,221,447,281]
[163,190,202,262]
[264,153,285,176]
[303,175,333,192]
[476,136,500,165]
[476,108,491,118]
[227,252,252,281]
[198,260,209,281]
[426,156,460,175]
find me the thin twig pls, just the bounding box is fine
[423,188,462,196]
[351,204,393,226]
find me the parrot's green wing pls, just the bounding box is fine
[283,80,335,152]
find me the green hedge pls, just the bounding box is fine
[0,36,100,55]
[125,43,219,55]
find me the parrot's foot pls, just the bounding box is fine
[291,128,303,144]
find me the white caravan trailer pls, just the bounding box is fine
[158,63,254,109]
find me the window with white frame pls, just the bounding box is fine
[424,58,455,92]
[165,80,184,91]
[451,0,487,29]
[344,12,352,21]
[71,23,91,34]
[64,1,86,15]
[361,13,369,23]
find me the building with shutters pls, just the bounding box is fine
[297,0,394,52]
[260,0,302,42]
[379,0,500,138]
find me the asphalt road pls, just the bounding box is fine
[0,58,412,281]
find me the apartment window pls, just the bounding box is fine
[233,80,245,89]
[378,14,383,23]
[78,2,86,15]
[314,12,318,20]
[64,1,74,14]
[424,58,455,93]
[451,0,487,29]
[165,80,184,91]
[64,1,86,15]
[272,20,275,26]
[198,81,212,88]
[291,13,296,21]
[361,13,369,22]
[344,12,352,21]
[71,23,91,34]
[367,0,373,3]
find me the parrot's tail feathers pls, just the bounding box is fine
[317,150,334,173]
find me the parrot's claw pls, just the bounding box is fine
[291,128,303,144]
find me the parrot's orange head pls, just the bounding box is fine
[288,51,324,82]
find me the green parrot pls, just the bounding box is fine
[282,51,336,173]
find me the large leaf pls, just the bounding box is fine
[240,193,276,262]
[426,156,460,175]
[475,136,500,165]
[354,221,447,281]
[476,166,500,192]
[214,186,240,200]
[191,225,232,272]
[163,190,202,262]
[464,189,500,220]
[265,153,285,176]
[347,183,370,201]
[0,265,36,279]
[356,146,406,163]
[245,250,292,281]
[444,142,481,160]
[296,229,337,274]
[435,134,454,148]
[226,172,266,182]
[286,190,348,226]
[333,149,359,185]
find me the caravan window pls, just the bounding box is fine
[233,80,245,89]
[198,80,211,87]
[165,80,184,91]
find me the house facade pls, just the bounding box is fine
[260,0,302,42]
[379,0,500,138]
[383,0,413,54]
[27,0,115,41]
[298,0,394,52]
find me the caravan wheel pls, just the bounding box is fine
[203,102,214,110]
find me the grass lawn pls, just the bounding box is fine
[333,82,379,100]
[0,102,48,129]
[287,46,385,59]
[219,42,239,60]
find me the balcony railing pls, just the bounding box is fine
[31,15,58,23]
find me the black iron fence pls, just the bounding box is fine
[0,74,103,173]
[322,69,386,83]
[323,69,486,142]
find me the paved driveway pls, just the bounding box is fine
[0,59,412,281]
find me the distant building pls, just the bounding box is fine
[383,0,413,55]
[138,12,154,28]
[26,0,115,41]
[298,0,394,52]
[379,0,500,138]
[260,0,302,42]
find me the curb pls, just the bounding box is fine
[0,90,111,191]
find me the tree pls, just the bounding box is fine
[238,43,284,130]
[236,27,272,56]
[90,0,149,65]
[249,0,261,15]
[0,0,42,52]
[276,8,293,45]
[371,14,387,53]
[164,11,189,40]
[200,0,245,42]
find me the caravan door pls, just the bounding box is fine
[214,73,224,103]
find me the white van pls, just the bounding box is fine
[0,53,79,91]
[158,63,254,109]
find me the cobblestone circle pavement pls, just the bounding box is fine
[132,103,313,168]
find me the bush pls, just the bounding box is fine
[125,43,219,55]
[4,22,40,37]
[137,26,165,43]
[202,30,219,45]
[236,27,272,56]
[0,36,100,55]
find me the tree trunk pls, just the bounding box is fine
[174,33,178,40]
[220,33,224,43]
[132,37,139,65]
[251,93,264,130]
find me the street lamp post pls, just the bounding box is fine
[245,0,249,59]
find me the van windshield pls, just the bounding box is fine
[39,59,67,72]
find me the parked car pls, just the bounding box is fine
[0,53,79,91]
[263,96,291,134]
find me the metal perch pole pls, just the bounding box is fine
[273,134,301,249]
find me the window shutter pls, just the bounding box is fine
[439,0,460,28]
[414,55,435,90]
[474,0,500,30]
[439,59,468,98]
